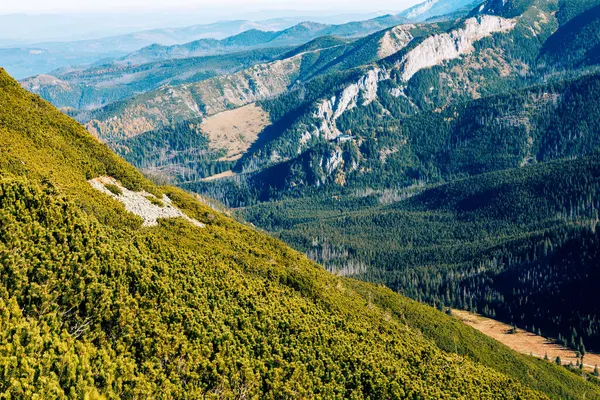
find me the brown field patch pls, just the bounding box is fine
[453,309,600,372]
[200,103,270,161]
[201,170,236,182]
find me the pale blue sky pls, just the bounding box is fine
[3,0,421,14]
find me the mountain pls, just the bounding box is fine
[19,47,290,111]
[119,16,412,65]
[35,19,302,54]
[65,0,566,186]
[399,0,480,21]
[19,14,414,111]
[0,11,399,45]
[4,67,598,398]
[240,150,600,351]
[75,22,429,140]
[0,47,125,82]
[48,0,585,191]
[0,19,304,80]
[218,71,600,202]
[3,15,396,80]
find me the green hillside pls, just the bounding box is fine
[541,3,600,68]
[1,68,599,398]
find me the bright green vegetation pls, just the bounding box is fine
[145,195,164,207]
[2,65,600,398]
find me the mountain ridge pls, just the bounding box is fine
[4,66,596,398]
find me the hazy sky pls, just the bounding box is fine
[2,0,421,14]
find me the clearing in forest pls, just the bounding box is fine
[200,103,270,161]
[453,309,600,372]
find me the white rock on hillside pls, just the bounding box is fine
[307,16,514,145]
[88,176,205,228]
[314,68,389,140]
[397,15,516,82]
[378,25,416,59]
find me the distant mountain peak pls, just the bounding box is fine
[400,0,480,21]
[404,0,440,19]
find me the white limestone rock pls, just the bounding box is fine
[397,15,516,82]
[88,176,205,228]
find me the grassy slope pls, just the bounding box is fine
[1,68,598,398]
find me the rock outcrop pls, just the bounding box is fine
[314,68,389,140]
[88,176,205,227]
[378,25,416,59]
[397,15,516,82]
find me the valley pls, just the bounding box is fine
[3,0,600,396]
[5,65,598,398]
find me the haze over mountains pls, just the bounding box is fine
[5,57,599,399]
[1,15,386,79]
[4,0,600,396]
[2,1,464,78]
[399,0,480,20]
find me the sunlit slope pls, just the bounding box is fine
[1,68,598,399]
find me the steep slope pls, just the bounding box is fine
[3,68,597,398]
[225,13,520,177]
[232,72,600,201]
[540,3,600,69]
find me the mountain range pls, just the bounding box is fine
[399,0,481,21]
[6,0,600,394]
[3,1,476,80]
[6,64,600,397]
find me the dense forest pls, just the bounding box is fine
[6,66,599,398]
[240,153,600,352]
[6,0,600,396]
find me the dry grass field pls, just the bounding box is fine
[453,309,600,372]
[200,103,270,161]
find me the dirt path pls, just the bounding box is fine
[453,309,600,372]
